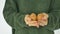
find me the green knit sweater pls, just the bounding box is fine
[3,0,60,34]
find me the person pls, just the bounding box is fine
[3,0,60,34]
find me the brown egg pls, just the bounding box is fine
[37,13,49,20]
[30,13,37,21]
[37,13,49,26]
[37,13,44,21]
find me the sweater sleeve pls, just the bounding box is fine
[3,0,28,29]
[44,10,60,31]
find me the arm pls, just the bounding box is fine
[44,11,60,31]
[43,0,60,31]
[3,0,28,29]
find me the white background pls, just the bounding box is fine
[0,0,60,34]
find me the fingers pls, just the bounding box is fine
[28,21,37,26]
[38,19,48,26]
[28,21,39,28]
[24,14,31,25]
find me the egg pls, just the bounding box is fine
[30,13,37,21]
[37,13,49,26]
[37,13,48,21]
[37,13,44,21]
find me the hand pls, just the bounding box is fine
[37,13,49,26]
[28,21,39,28]
[24,13,49,28]
[38,18,48,26]
[24,14,39,28]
